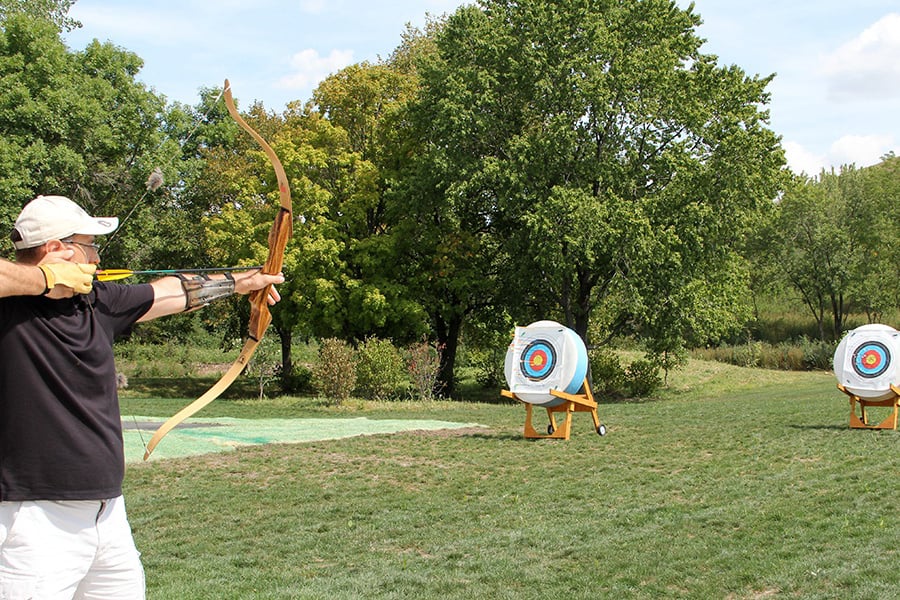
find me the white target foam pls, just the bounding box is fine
[833,323,900,400]
[504,320,589,406]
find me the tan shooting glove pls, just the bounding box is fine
[39,263,97,295]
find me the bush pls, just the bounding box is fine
[406,338,444,401]
[691,339,837,372]
[356,337,407,401]
[626,359,662,398]
[467,345,506,388]
[588,348,627,400]
[312,338,358,405]
[278,363,313,395]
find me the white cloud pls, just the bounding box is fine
[277,49,355,90]
[783,141,827,176]
[828,134,895,167]
[823,13,900,101]
[784,134,896,175]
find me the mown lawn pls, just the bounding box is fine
[120,361,899,599]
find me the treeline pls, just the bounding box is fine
[1,2,898,397]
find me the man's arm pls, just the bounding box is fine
[0,258,47,298]
[138,270,284,322]
[0,250,88,299]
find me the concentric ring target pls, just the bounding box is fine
[851,341,891,379]
[520,340,557,381]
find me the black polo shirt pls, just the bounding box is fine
[0,282,154,501]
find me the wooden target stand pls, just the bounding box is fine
[501,378,607,440]
[837,383,900,430]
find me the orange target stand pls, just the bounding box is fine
[501,378,607,440]
[837,383,900,430]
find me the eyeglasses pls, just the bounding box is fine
[61,239,101,253]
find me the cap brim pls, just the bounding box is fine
[75,217,119,236]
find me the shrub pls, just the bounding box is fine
[797,337,836,370]
[312,338,358,405]
[356,337,407,401]
[467,345,506,388]
[691,339,837,372]
[278,363,313,395]
[626,359,663,398]
[588,348,627,400]
[406,338,444,401]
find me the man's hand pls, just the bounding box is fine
[39,263,97,297]
[235,270,285,306]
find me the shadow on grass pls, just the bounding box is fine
[788,424,854,431]
[122,376,261,399]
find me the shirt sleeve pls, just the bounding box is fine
[91,282,155,337]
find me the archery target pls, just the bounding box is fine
[852,342,890,379]
[504,320,589,406]
[833,324,900,400]
[520,340,557,381]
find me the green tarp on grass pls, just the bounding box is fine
[123,416,484,461]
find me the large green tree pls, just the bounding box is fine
[400,0,785,386]
[770,159,900,339]
[0,14,179,265]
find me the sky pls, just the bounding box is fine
[61,0,900,176]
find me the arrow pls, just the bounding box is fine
[95,266,263,282]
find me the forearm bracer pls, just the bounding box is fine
[179,273,235,310]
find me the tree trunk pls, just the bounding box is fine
[277,325,292,380]
[434,313,463,398]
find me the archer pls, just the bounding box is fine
[0,194,284,599]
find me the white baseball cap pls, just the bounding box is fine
[11,195,119,250]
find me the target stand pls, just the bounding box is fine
[501,378,606,440]
[837,383,900,430]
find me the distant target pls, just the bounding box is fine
[851,342,891,379]
[520,340,557,381]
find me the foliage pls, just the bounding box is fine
[405,337,444,401]
[624,358,663,398]
[248,336,280,400]
[765,158,900,341]
[311,337,358,405]
[692,338,837,371]
[355,337,407,400]
[588,347,627,399]
[0,0,80,31]
[399,0,786,394]
[0,14,173,254]
[277,362,313,395]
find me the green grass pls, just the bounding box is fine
[121,360,899,599]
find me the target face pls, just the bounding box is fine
[851,341,891,379]
[519,339,557,381]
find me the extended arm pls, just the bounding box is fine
[138,269,284,322]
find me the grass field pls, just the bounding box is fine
[120,360,899,599]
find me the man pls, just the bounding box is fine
[0,195,285,599]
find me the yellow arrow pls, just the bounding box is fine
[95,266,262,282]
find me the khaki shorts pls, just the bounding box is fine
[0,496,144,599]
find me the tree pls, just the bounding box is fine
[0,14,176,264]
[0,0,80,32]
[855,154,900,322]
[770,160,900,339]
[398,0,785,389]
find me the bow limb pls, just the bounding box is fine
[143,79,292,460]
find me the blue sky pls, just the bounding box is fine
[62,0,900,176]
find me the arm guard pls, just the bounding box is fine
[180,273,235,310]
